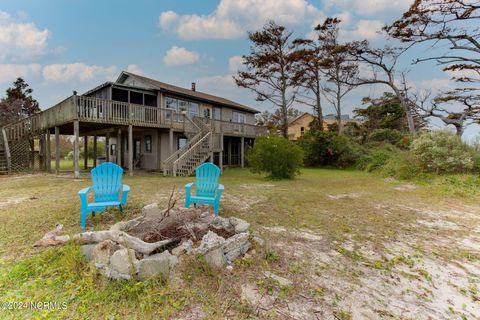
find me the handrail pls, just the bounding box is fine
[1,128,11,174]
[162,116,203,174]
[172,131,211,176]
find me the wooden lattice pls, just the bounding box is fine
[9,138,34,172]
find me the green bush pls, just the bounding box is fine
[247,135,303,179]
[298,131,365,168]
[411,131,476,173]
[367,129,403,145]
[379,150,422,180]
[359,144,397,172]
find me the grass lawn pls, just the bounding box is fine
[0,169,479,319]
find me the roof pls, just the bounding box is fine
[116,71,260,114]
[289,112,351,126]
[288,112,315,125]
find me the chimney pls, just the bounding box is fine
[191,82,196,92]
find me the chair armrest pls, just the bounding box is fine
[185,182,195,192]
[121,184,130,205]
[78,187,92,196]
[216,184,224,197]
[78,187,92,207]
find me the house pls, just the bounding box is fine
[0,71,267,177]
[287,112,351,140]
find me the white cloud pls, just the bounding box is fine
[159,0,323,40]
[0,64,41,84]
[324,0,413,17]
[228,56,244,73]
[341,20,384,41]
[126,64,145,75]
[42,63,117,82]
[163,46,200,66]
[0,11,50,62]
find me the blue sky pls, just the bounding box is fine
[0,0,477,139]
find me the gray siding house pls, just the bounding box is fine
[0,71,267,177]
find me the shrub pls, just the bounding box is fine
[379,150,422,180]
[367,129,403,145]
[359,144,397,172]
[247,135,303,179]
[411,131,476,173]
[298,131,365,168]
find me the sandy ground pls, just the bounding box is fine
[240,202,480,320]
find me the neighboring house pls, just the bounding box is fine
[0,71,267,177]
[287,112,351,140]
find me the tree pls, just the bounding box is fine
[317,18,358,133]
[354,92,412,134]
[385,0,480,136]
[235,21,298,138]
[292,18,358,133]
[0,78,40,126]
[344,41,418,134]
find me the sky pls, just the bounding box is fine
[0,0,478,140]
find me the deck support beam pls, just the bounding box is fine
[46,129,51,173]
[219,133,223,171]
[240,137,245,168]
[128,125,133,176]
[83,136,88,169]
[117,129,122,166]
[55,127,60,174]
[105,133,110,162]
[228,138,232,166]
[169,128,174,154]
[73,120,80,179]
[93,135,97,167]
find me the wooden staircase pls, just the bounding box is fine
[162,117,214,177]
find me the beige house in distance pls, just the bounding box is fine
[287,112,352,140]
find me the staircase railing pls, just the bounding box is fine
[173,131,212,176]
[162,116,203,175]
[0,128,11,174]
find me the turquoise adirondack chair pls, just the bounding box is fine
[78,162,130,229]
[185,163,224,216]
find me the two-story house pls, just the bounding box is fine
[0,71,267,177]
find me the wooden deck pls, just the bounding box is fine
[3,95,267,141]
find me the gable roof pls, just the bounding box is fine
[288,112,314,126]
[116,71,259,113]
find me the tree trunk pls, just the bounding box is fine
[315,76,324,131]
[392,86,416,134]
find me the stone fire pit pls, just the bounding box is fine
[79,203,253,280]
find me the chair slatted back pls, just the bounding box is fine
[195,163,220,197]
[91,162,123,202]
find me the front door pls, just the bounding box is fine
[133,139,141,160]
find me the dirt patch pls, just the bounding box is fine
[394,184,418,191]
[0,196,31,209]
[327,192,362,200]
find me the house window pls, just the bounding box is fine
[233,111,246,123]
[145,135,152,153]
[300,127,305,136]
[130,91,143,105]
[178,100,188,113]
[178,137,187,149]
[165,97,177,120]
[203,107,211,119]
[214,107,221,120]
[110,144,116,156]
[165,97,178,110]
[188,102,199,118]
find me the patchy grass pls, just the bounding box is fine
[1,168,480,319]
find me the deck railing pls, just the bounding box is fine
[2,95,268,142]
